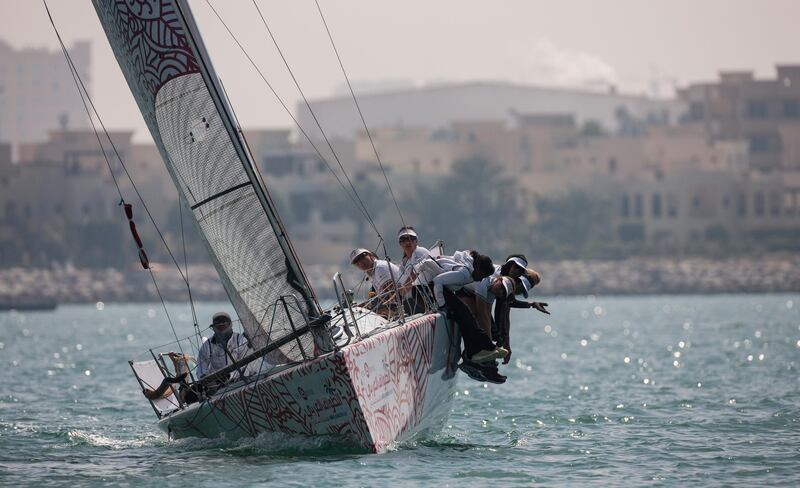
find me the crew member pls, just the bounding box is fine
[350,247,402,317]
[197,312,252,381]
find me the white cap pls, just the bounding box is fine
[517,275,532,298]
[398,227,418,239]
[506,256,528,270]
[350,248,371,264]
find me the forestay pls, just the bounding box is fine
[93,0,320,361]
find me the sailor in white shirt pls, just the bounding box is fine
[431,250,494,308]
[197,312,252,380]
[396,226,440,314]
[397,226,438,286]
[350,248,402,297]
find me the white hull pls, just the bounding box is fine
[159,313,460,452]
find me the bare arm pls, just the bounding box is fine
[474,298,493,337]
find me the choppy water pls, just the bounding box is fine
[1,294,799,487]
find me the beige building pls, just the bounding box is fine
[1,130,175,246]
[0,40,90,146]
[354,111,799,246]
[679,65,800,172]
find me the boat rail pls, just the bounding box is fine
[130,293,341,416]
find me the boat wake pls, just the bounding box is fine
[65,429,165,450]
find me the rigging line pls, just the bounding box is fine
[149,272,185,353]
[43,4,122,201]
[204,0,380,236]
[44,1,193,289]
[45,1,188,355]
[248,0,382,237]
[178,196,201,340]
[313,0,406,228]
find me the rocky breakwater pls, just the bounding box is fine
[0,256,798,307]
[532,255,800,295]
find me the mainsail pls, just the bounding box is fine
[93,0,320,361]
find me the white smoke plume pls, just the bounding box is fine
[518,39,619,90]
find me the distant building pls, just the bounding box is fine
[0,130,174,266]
[0,39,90,147]
[678,65,800,172]
[299,81,683,141]
[16,130,175,224]
[611,169,799,245]
[353,111,800,245]
[244,129,363,265]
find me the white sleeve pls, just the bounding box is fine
[197,339,210,378]
[475,278,493,303]
[410,247,432,271]
[372,264,391,292]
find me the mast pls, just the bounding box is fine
[92,0,321,361]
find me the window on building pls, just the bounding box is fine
[754,192,765,216]
[261,155,293,177]
[746,100,768,119]
[749,134,769,153]
[634,194,643,218]
[289,193,311,223]
[783,191,796,215]
[621,194,630,217]
[737,194,747,217]
[770,192,781,216]
[667,194,678,218]
[689,102,704,121]
[784,100,800,118]
[652,194,662,218]
[608,158,617,174]
[722,195,731,209]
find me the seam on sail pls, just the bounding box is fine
[191,181,252,210]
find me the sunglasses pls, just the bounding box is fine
[398,236,416,243]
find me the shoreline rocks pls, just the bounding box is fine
[0,256,798,307]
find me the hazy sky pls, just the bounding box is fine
[2,0,800,142]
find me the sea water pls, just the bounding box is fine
[1,294,798,487]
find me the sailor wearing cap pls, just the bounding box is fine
[491,271,549,365]
[431,250,496,308]
[396,226,441,314]
[197,312,252,380]
[350,248,401,297]
[500,254,529,279]
[396,226,437,285]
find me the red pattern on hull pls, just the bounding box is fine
[162,314,456,452]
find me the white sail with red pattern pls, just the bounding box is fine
[92,0,319,360]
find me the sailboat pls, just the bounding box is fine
[91,0,461,452]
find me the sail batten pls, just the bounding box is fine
[93,0,319,361]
